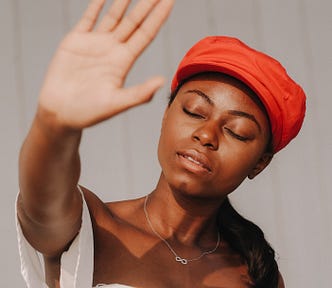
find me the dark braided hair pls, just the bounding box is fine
[218,198,279,287]
[169,72,280,287]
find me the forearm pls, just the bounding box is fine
[18,107,82,225]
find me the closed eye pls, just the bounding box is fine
[183,107,204,119]
[224,127,249,142]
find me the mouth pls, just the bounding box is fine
[177,150,212,173]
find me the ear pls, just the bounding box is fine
[248,152,273,179]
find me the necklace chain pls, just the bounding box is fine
[143,194,220,265]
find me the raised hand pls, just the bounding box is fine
[38,0,174,129]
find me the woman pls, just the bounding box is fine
[16,0,305,287]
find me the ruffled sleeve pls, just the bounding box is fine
[16,187,94,288]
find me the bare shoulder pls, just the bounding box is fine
[80,186,146,229]
[278,272,285,288]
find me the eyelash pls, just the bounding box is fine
[183,107,204,119]
[224,127,249,142]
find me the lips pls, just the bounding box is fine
[177,149,212,173]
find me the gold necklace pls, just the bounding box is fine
[143,194,220,265]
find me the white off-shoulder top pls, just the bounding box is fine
[16,191,134,288]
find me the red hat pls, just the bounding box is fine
[171,36,306,153]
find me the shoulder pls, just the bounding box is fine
[278,272,285,288]
[79,185,146,229]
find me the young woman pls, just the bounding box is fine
[16,0,305,287]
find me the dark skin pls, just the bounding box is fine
[17,0,285,287]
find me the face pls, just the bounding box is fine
[158,73,272,200]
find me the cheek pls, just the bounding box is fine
[157,115,178,167]
[159,109,189,151]
[157,112,195,185]
[212,148,263,191]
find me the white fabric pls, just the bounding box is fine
[16,192,133,288]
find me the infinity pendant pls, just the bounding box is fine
[175,256,188,265]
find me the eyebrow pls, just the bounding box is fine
[185,89,214,106]
[228,110,262,132]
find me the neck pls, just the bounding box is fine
[146,173,224,247]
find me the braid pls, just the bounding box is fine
[218,197,279,287]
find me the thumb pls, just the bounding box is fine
[118,76,166,110]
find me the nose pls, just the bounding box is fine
[192,122,219,150]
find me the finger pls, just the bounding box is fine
[127,0,174,57]
[113,0,159,42]
[106,77,165,116]
[96,0,131,32]
[74,0,106,32]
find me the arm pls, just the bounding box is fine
[18,0,174,258]
[18,112,82,257]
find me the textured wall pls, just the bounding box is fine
[1,0,331,286]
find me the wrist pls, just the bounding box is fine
[34,106,82,144]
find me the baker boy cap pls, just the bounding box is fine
[171,36,306,153]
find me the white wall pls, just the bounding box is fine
[1,0,331,286]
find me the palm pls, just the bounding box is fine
[59,32,135,89]
[39,0,174,129]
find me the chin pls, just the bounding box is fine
[166,176,222,201]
